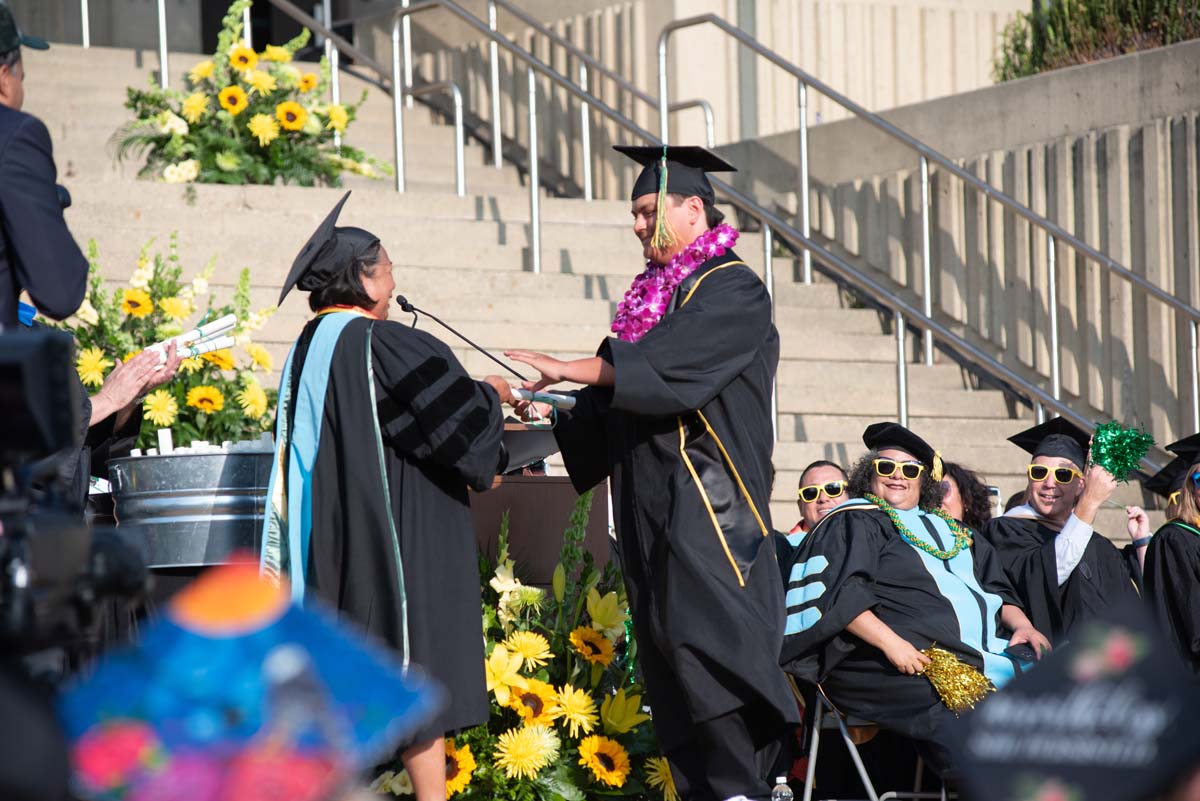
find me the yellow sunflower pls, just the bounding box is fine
[143,389,178,427]
[298,72,318,92]
[186,385,225,413]
[261,44,292,63]
[181,92,209,124]
[507,678,561,726]
[201,348,235,371]
[236,382,269,420]
[179,356,204,374]
[557,685,598,737]
[76,347,113,387]
[644,756,680,801]
[188,59,214,83]
[122,288,154,318]
[600,688,651,735]
[247,113,279,147]
[325,103,348,132]
[484,644,526,707]
[578,735,631,788]
[244,342,274,372]
[228,45,257,71]
[243,68,277,96]
[218,85,249,115]
[569,626,615,667]
[158,296,192,321]
[443,739,476,796]
[275,101,307,131]
[504,630,553,670]
[494,724,558,780]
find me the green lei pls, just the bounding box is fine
[864,493,974,561]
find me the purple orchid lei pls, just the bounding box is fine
[610,223,739,342]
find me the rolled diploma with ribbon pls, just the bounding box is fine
[147,314,237,358]
[181,334,235,359]
[511,388,576,410]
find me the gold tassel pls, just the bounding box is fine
[649,149,678,253]
[931,451,944,483]
[921,646,994,715]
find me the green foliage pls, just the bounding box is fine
[995,0,1200,81]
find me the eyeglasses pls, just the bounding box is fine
[1169,490,1182,507]
[1192,472,1200,487]
[799,481,846,503]
[873,459,925,480]
[1027,464,1082,484]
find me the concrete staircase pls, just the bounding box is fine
[23,43,1156,536]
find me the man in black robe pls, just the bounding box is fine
[507,146,799,801]
[980,418,1146,646]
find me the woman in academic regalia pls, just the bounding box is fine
[1144,434,1200,675]
[259,192,514,800]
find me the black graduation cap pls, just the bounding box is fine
[278,191,380,305]
[1144,456,1189,499]
[862,422,943,479]
[1008,417,1091,470]
[952,606,1200,801]
[1166,433,1200,466]
[613,145,736,206]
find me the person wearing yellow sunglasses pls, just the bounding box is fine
[788,460,848,544]
[980,417,1147,648]
[1145,434,1200,674]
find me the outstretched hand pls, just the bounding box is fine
[505,350,567,392]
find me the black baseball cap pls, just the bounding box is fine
[0,5,50,56]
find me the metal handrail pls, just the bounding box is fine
[658,13,1200,430]
[396,80,466,197]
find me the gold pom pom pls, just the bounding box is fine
[921,646,994,715]
[931,451,944,483]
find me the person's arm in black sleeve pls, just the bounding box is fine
[0,114,88,320]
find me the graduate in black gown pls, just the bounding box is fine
[507,146,800,801]
[779,423,1049,775]
[979,418,1146,646]
[1144,434,1200,674]
[259,193,514,800]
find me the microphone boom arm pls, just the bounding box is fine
[395,295,529,382]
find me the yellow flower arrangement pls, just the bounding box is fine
[569,626,615,667]
[556,685,598,737]
[261,44,291,63]
[186,385,225,413]
[243,342,273,371]
[188,60,215,83]
[494,725,558,780]
[298,72,318,92]
[645,756,680,801]
[201,349,236,371]
[181,93,209,125]
[484,644,526,707]
[122,288,154,318]
[179,356,204,374]
[236,381,269,420]
[158,296,192,321]
[578,735,631,788]
[275,100,307,131]
[444,739,476,796]
[324,103,348,133]
[218,85,249,115]
[228,44,257,71]
[587,587,626,640]
[507,678,562,726]
[76,346,113,387]
[243,68,277,97]
[600,688,651,735]
[247,113,279,147]
[503,630,552,670]
[143,389,179,427]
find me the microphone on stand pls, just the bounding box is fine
[395,295,529,382]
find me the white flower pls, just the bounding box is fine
[162,163,184,183]
[75,297,99,326]
[178,159,200,182]
[386,770,415,796]
[191,276,209,296]
[490,560,521,595]
[157,110,189,136]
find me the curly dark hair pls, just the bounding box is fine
[943,461,994,531]
[847,449,946,510]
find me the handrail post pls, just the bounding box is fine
[765,225,777,442]
[895,310,909,428]
[919,155,934,365]
[1191,320,1200,433]
[657,32,670,143]
[798,81,812,284]
[322,0,341,146]
[579,63,593,201]
[451,84,465,197]
[81,0,90,48]
[390,14,406,193]
[242,6,252,47]
[701,102,715,148]
[1035,402,1047,424]
[527,66,541,274]
[487,0,503,168]
[402,0,413,109]
[156,0,169,89]
[1048,234,1061,401]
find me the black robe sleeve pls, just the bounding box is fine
[552,385,612,494]
[370,322,506,492]
[601,265,772,416]
[980,517,1065,641]
[1143,523,1200,673]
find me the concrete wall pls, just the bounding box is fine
[719,39,1200,441]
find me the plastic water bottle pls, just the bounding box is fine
[771,776,794,801]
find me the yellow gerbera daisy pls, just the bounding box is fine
[298,72,318,92]
[143,389,178,427]
[443,739,476,796]
[600,688,651,735]
[507,678,562,726]
[76,347,113,388]
[275,101,307,131]
[644,756,680,801]
[244,342,273,371]
[158,296,192,321]
[218,85,249,115]
[261,44,292,63]
[494,724,558,780]
[504,630,552,671]
[325,103,348,132]
[569,626,615,667]
[578,735,631,788]
[247,113,279,147]
[181,92,209,124]
[236,382,269,420]
[186,385,225,413]
[122,288,154,318]
[201,348,235,371]
[484,644,527,707]
[229,45,257,71]
[556,685,598,737]
[188,59,215,83]
[179,356,204,374]
[243,68,277,96]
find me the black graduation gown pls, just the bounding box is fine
[979,514,1142,646]
[553,251,800,752]
[1143,521,1200,674]
[290,315,505,739]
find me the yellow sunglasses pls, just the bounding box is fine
[798,481,847,503]
[1027,464,1082,484]
[1169,490,1182,507]
[873,459,925,480]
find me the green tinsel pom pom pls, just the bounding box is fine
[1090,421,1155,480]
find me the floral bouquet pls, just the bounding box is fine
[57,234,278,450]
[113,0,388,186]
[371,493,678,801]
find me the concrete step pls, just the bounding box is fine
[786,414,1030,445]
[779,385,1011,418]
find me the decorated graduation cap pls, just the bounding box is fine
[862,421,943,481]
[1166,433,1200,467]
[1008,417,1091,471]
[614,145,736,252]
[278,191,380,305]
[1144,456,1189,500]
